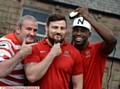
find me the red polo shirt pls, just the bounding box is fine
[81,42,107,89]
[24,38,83,89]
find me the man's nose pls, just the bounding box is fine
[56,28,62,33]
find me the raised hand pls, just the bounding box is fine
[50,43,62,57]
[19,38,37,59]
[75,6,92,20]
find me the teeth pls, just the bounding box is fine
[54,35,61,40]
[75,37,83,41]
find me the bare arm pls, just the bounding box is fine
[25,43,62,83]
[0,40,33,77]
[76,6,117,55]
[0,51,26,77]
[72,74,83,89]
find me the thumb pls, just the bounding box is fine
[22,38,27,46]
[28,43,37,46]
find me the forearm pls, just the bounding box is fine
[86,14,116,43]
[0,51,24,77]
[25,43,62,82]
[86,14,117,55]
[25,51,56,82]
[72,74,83,89]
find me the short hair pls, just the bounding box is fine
[46,14,67,26]
[16,15,37,28]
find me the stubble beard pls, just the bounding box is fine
[47,34,64,45]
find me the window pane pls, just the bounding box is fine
[37,24,46,35]
[22,8,49,22]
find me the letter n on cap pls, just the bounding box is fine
[77,18,84,24]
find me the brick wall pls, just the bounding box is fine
[0,0,119,89]
[103,59,120,89]
[0,0,21,34]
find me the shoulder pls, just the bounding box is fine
[0,37,13,50]
[64,41,80,56]
[88,41,102,50]
[90,41,102,46]
[69,42,79,52]
[32,40,45,52]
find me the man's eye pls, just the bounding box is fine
[61,27,66,30]
[34,29,37,32]
[52,26,58,29]
[26,27,32,31]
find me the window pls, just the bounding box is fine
[21,7,50,41]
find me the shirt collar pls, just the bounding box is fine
[12,32,22,45]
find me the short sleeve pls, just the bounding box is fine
[0,40,13,62]
[93,41,107,73]
[94,41,107,56]
[72,49,83,75]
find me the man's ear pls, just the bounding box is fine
[88,32,91,37]
[15,26,21,34]
[45,25,48,35]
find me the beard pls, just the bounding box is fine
[74,43,85,50]
[47,33,64,45]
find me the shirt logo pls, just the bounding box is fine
[85,50,91,58]
[64,50,70,55]
[39,50,48,53]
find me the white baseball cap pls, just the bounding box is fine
[72,17,92,32]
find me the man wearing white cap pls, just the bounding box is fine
[71,6,117,89]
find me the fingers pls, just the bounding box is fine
[29,43,37,46]
[22,37,27,46]
[75,5,88,12]
[54,43,61,55]
[22,37,37,46]
[53,43,61,50]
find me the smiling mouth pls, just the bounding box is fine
[75,37,82,41]
[74,36,84,44]
[54,35,62,39]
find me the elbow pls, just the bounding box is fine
[107,36,117,45]
[26,74,38,83]
[0,70,10,78]
[113,38,117,45]
[110,37,117,46]
[0,75,5,78]
[0,73,8,78]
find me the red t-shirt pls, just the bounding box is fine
[24,38,83,89]
[81,42,107,89]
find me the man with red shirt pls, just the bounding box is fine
[71,6,117,89]
[24,14,83,89]
[0,15,38,86]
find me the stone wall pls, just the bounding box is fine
[0,0,22,34]
[103,59,120,89]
